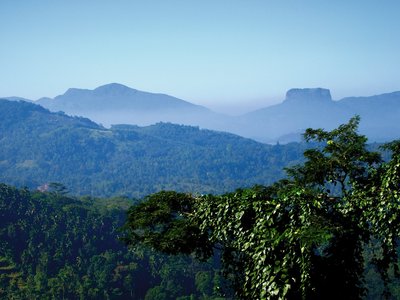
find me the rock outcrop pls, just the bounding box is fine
[284,88,332,104]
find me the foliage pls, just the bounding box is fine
[0,99,307,198]
[0,184,229,299]
[123,191,212,258]
[124,117,400,299]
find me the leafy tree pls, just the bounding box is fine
[124,117,400,299]
[47,182,69,196]
[144,285,168,300]
[195,271,213,297]
[123,191,212,258]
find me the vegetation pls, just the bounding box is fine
[0,184,231,299]
[2,102,400,299]
[124,117,400,299]
[0,99,307,198]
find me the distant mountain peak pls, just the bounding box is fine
[284,88,332,103]
[60,83,137,98]
[62,87,90,97]
[94,83,136,94]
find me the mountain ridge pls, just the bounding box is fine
[40,83,207,111]
[31,83,229,130]
[3,84,400,143]
[238,88,400,142]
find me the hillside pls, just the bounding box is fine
[337,91,400,141]
[0,184,229,299]
[237,88,350,142]
[0,99,306,198]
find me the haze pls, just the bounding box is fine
[1,0,400,114]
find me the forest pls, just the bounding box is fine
[1,116,400,299]
[0,183,232,299]
[0,99,308,198]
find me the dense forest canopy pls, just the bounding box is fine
[0,184,232,299]
[0,99,307,198]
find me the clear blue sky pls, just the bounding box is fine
[1,0,399,114]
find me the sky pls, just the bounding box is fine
[1,0,400,114]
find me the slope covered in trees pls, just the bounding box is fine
[0,99,306,198]
[0,184,231,299]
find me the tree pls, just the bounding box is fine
[123,191,212,259]
[48,182,69,196]
[124,117,400,299]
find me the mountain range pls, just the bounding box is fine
[238,88,400,142]
[3,83,400,143]
[37,83,233,134]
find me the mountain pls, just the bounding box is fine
[237,88,352,142]
[5,84,400,143]
[0,99,306,198]
[239,88,400,143]
[36,83,234,130]
[38,83,204,112]
[336,92,400,141]
[2,96,33,102]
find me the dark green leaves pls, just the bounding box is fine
[124,117,400,299]
[123,191,212,259]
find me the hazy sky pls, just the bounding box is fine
[1,1,400,114]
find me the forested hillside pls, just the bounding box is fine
[0,99,306,198]
[0,184,231,299]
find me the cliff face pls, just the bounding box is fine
[284,88,332,104]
